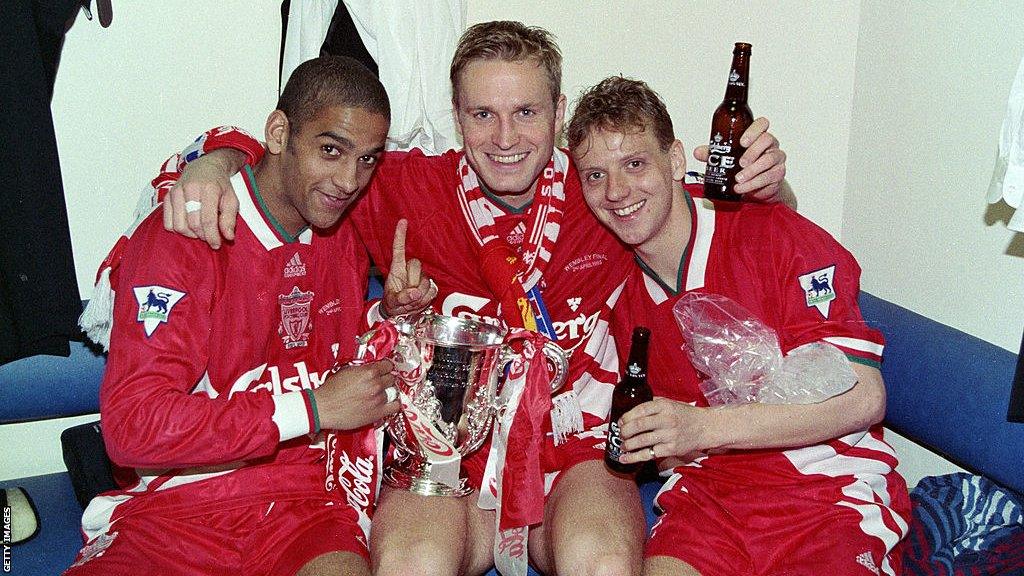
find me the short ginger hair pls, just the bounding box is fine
[567,76,675,156]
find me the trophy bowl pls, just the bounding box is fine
[383,311,567,497]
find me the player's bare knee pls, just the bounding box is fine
[297,551,370,576]
[550,528,639,576]
[560,550,636,576]
[373,539,460,576]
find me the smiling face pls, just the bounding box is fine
[573,126,689,257]
[263,105,388,234]
[454,58,566,207]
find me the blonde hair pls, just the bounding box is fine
[450,21,562,105]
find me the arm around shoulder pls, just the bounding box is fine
[159,126,264,248]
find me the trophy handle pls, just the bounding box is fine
[492,339,569,408]
[493,346,518,398]
[542,340,569,392]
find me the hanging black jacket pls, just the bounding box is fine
[0,0,85,364]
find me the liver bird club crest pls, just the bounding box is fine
[133,286,186,336]
[798,265,836,318]
[279,286,314,348]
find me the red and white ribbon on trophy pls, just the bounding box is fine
[354,321,462,489]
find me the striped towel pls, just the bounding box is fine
[903,472,1024,575]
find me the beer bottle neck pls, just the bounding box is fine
[724,50,750,102]
[624,329,650,381]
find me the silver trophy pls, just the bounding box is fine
[382,311,568,496]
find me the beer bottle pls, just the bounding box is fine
[605,326,654,474]
[704,42,754,201]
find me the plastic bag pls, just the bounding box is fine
[672,293,856,406]
[759,341,856,404]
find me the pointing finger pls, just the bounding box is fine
[391,219,409,271]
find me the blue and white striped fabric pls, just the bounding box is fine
[904,472,1024,575]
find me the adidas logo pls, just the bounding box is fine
[855,551,880,575]
[284,253,307,278]
[566,297,581,312]
[506,222,526,246]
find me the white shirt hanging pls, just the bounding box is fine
[988,51,1024,232]
[281,0,465,155]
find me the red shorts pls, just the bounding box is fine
[462,424,606,498]
[646,469,910,576]
[64,498,368,576]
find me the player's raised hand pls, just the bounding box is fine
[382,219,437,318]
[693,117,789,205]
[162,149,246,249]
[313,359,400,430]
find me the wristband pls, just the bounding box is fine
[304,389,322,434]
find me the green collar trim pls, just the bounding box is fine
[635,190,695,296]
[245,164,307,243]
[481,182,531,214]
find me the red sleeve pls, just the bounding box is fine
[100,215,295,469]
[767,206,884,366]
[150,126,266,202]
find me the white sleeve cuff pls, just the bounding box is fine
[367,300,387,326]
[272,391,312,442]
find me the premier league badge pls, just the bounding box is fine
[279,286,314,348]
[134,286,186,337]
[798,265,837,318]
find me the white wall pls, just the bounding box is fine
[57,2,282,297]
[844,0,1024,352]
[469,0,861,236]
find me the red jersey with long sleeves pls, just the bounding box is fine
[611,187,907,500]
[86,166,374,540]
[611,187,910,560]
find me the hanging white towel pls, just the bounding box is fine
[281,0,465,155]
[987,51,1024,232]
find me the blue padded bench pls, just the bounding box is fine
[2,292,1021,575]
[858,293,1023,496]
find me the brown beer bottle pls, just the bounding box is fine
[704,42,754,201]
[605,326,654,474]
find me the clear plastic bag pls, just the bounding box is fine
[672,293,856,406]
[758,341,856,404]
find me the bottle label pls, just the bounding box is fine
[705,132,738,186]
[728,69,746,87]
[606,421,625,461]
[626,361,645,379]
